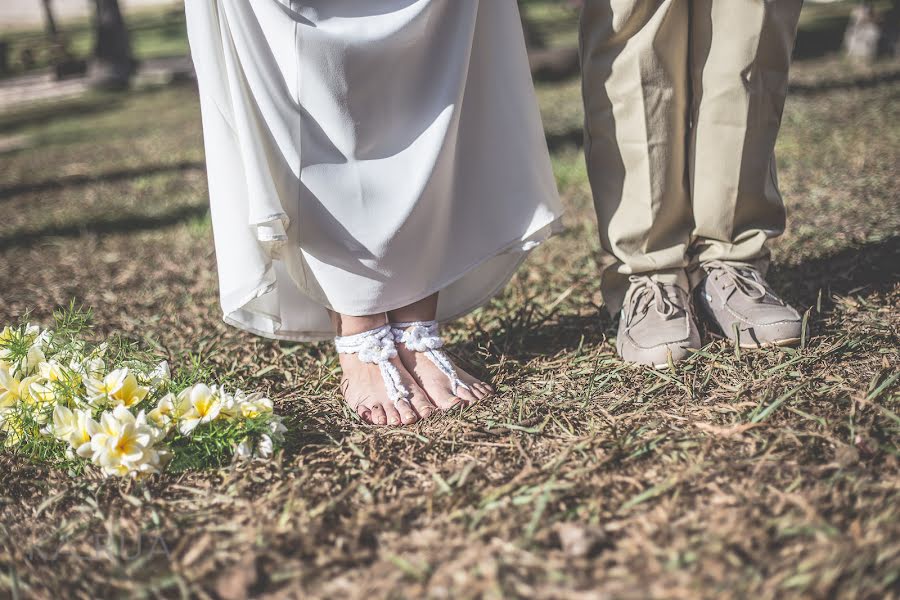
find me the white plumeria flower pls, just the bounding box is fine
[0,362,23,409]
[39,360,81,387]
[85,369,126,401]
[89,405,162,477]
[26,377,59,408]
[14,377,52,426]
[236,392,274,419]
[0,413,26,447]
[177,384,224,434]
[78,356,107,379]
[234,439,253,460]
[40,360,64,381]
[17,375,46,403]
[269,418,287,439]
[20,343,46,377]
[256,434,274,459]
[50,405,98,458]
[148,361,170,387]
[0,324,39,343]
[220,388,272,421]
[85,368,148,407]
[147,392,187,429]
[233,432,278,461]
[0,325,47,378]
[215,388,239,420]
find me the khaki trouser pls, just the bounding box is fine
[580,0,803,314]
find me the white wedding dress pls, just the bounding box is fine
[185,0,563,340]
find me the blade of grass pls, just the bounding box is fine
[865,371,900,402]
[752,384,806,423]
[619,477,677,512]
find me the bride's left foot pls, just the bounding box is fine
[392,322,493,410]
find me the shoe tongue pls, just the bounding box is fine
[724,266,777,303]
[626,279,684,322]
[650,284,684,319]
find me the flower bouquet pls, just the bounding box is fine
[0,306,286,478]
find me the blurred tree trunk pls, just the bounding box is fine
[90,0,134,89]
[41,0,84,79]
[520,0,581,81]
[519,1,547,50]
[883,0,900,58]
[40,0,60,37]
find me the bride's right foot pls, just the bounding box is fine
[391,321,493,411]
[334,324,437,426]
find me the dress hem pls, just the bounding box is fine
[220,215,564,342]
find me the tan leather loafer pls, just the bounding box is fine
[616,275,701,368]
[695,261,803,348]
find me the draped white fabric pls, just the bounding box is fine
[185,0,563,340]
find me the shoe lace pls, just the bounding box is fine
[704,260,773,302]
[622,275,680,325]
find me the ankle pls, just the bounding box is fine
[386,293,438,325]
[331,312,387,337]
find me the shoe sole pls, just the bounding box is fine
[704,328,802,350]
[737,337,801,349]
[648,338,800,367]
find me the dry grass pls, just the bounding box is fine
[1,20,899,600]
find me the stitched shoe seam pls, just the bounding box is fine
[720,301,800,328]
[623,331,693,351]
[708,283,799,328]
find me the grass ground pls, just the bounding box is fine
[1,7,899,600]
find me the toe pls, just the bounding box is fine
[369,404,387,426]
[456,385,480,404]
[436,394,466,411]
[395,399,419,425]
[383,402,402,426]
[472,383,491,399]
[409,393,436,420]
[357,406,372,423]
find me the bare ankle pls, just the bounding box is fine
[329,311,387,336]
[386,293,438,324]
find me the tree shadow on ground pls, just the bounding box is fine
[488,235,899,363]
[546,128,585,152]
[787,68,900,96]
[0,95,125,135]
[0,160,204,201]
[455,306,613,368]
[768,235,900,308]
[0,203,209,250]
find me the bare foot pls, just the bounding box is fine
[393,329,494,411]
[338,352,436,426]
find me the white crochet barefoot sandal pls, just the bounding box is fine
[391,320,471,395]
[334,324,410,408]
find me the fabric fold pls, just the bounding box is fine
[186,0,564,341]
